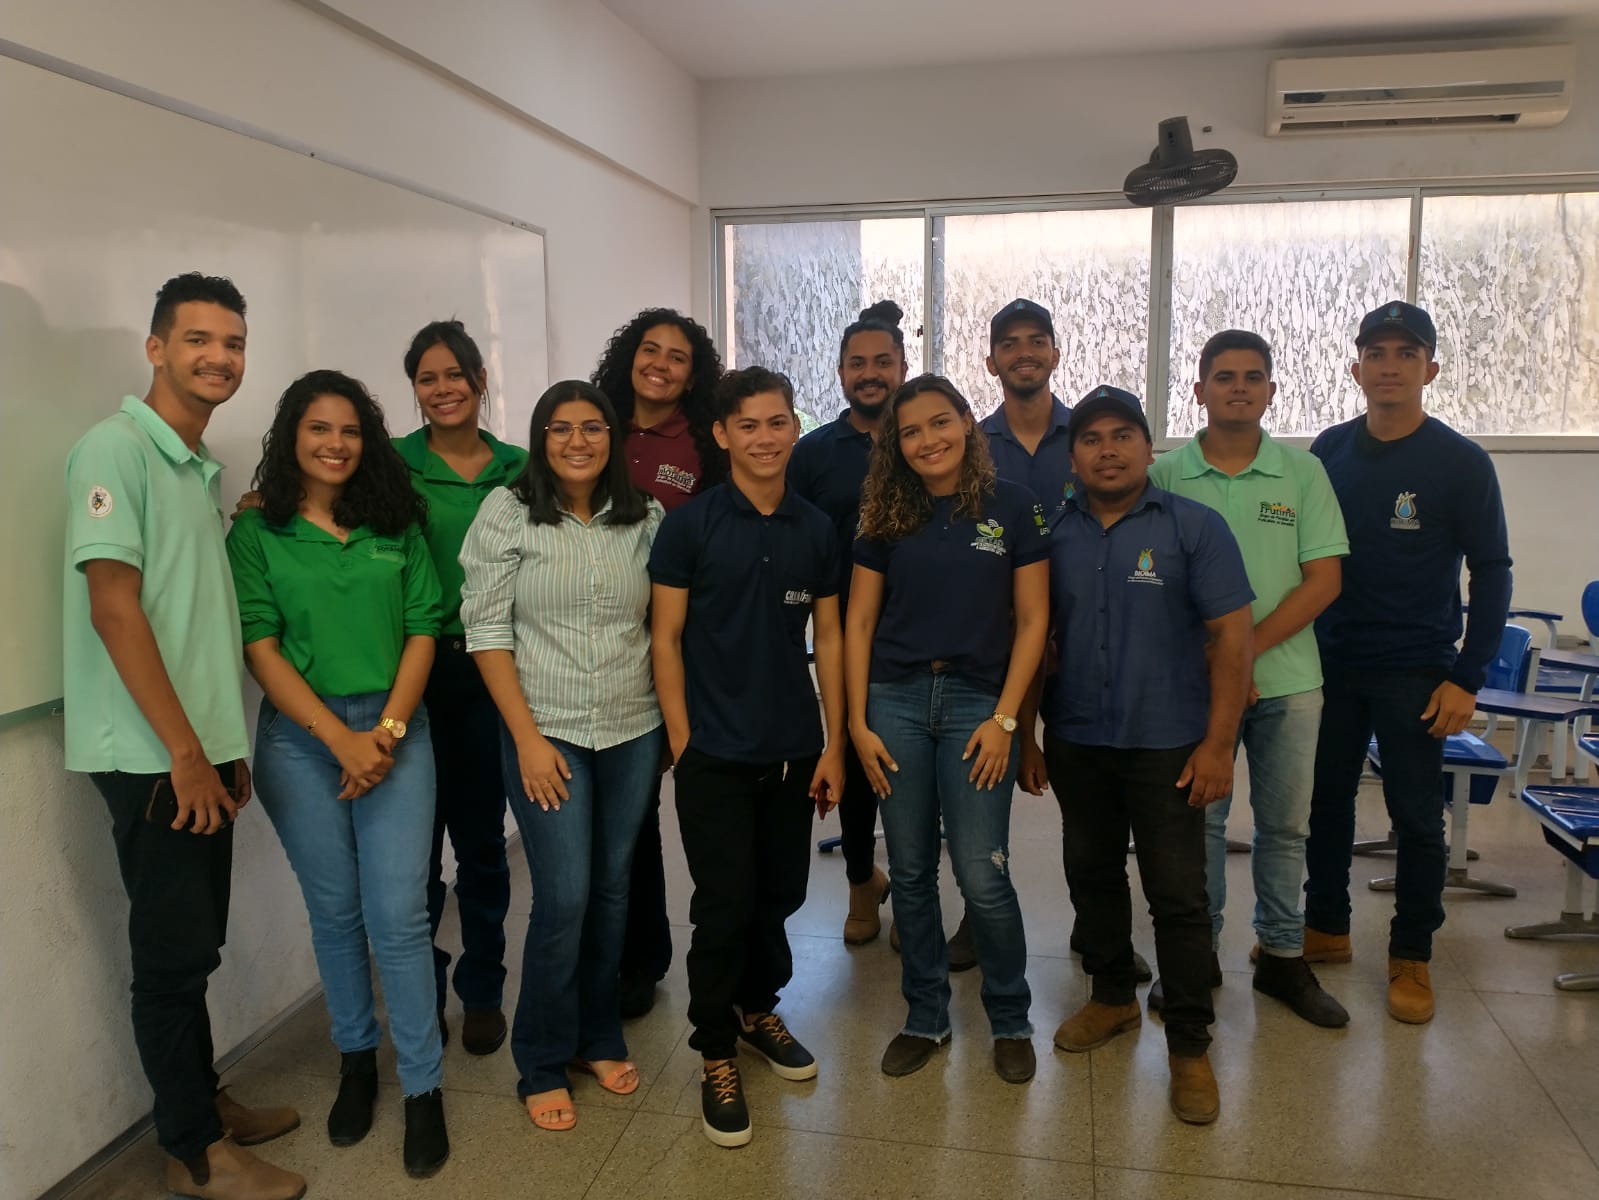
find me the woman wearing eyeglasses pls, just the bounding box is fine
[459,380,664,1133]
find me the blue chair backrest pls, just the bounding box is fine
[1583,580,1599,641]
[1484,624,1533,692]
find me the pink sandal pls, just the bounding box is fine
[569,1058,640,1096]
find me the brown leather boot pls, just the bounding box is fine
[843,865,889,945]
[165,1138,306,1200]
[1168,1053,1220,1124]
[1053,1000,1142,1053]
[1302,927,1353,964]
[215,1087,301,1147]
[1387,957,1434,1024]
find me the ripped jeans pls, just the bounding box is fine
[869,672,1032,1041]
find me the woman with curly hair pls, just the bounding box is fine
[590,307,725,1017]
[226,369,450,1179]
[844,374,1050,1086]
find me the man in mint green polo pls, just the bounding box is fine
[1148,329,1351,1030]
[63,273,304,1200]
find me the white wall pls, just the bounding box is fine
[0,2,696,1197]
[698,33,1599,618]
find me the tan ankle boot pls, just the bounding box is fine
[843,865,889,945]
[1302,927,1353,964]
[215,1087,301,1146]
[1168,1053,1220,1124]
[165,1138,306,1200]
[1053,1000,1142,1052]
[1387,957,1434,1024]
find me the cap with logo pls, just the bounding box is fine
[989,298,1055,346]
[1067,385,1151,445]
[1355,301,1437,351]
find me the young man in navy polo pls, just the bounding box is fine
[1304,301,1512,1025]
[979,299,1075,519]
[650,366,847,1149]
[1042,387,1254,1125]
[789,301,907,946]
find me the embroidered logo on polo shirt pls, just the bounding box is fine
[369,539,406,563]
[1128,547,1163,586]
[655,464,697,494]
[971,520,1007,556]
[1258,500,1297,527]
[87,485,114,518]
[1391,491,1420,531]
[783,588,813,606]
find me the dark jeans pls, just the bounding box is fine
[424,637,510,1012]
[1045,737,1213,1058]
[90,765,238,1161]
[673,746,817,1059]
[838,739,880,885]
[1305,663,1447,961]
[619,777,673,983]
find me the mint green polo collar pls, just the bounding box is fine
[120,395,223,470]
[1175,429,1286,479]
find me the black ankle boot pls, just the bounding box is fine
[404,1088,450,1178]
[327,1049,378,1146]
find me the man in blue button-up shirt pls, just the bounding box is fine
[1038,386,1254,1127]
[978,299,1076,520]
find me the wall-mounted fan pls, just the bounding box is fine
[1122,117,1238,206]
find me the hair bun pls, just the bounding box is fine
[860,300,903,327]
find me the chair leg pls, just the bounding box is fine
[1353,828,1399,857]
[1504,862,1599,939]
[1554,971,1599,991]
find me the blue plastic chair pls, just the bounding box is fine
[1367,625,1531,897]
[1583,580,1599,641]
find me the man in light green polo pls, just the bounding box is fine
[63,272,304,1200]
[1147,329,1351,1030]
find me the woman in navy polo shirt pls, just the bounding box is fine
[591,307,726,1017]
[845,374,1050,1084]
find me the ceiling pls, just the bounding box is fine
[598,0,1596,80]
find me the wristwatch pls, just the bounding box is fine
[378,716,408,740]
[992,712,1018,733]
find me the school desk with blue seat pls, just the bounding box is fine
[1505,733,1599,992]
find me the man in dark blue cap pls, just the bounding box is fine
[1037,385,1255,1125]
[1304,301,1512,1025]
[980,299,1076,519]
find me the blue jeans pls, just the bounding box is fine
[254,694,443,1096]
[1305,664,1447,961]
[503,725,663,1096]
[868,673,1031,1041]
[1206,689,1322,954]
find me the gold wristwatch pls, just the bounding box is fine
[992,712,1018,733]
[378,716,408,740]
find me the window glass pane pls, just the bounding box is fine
[935,209,1150,418]
[1168,198,1410,439]
[723,218,924,430]
[1418,192,1599,435]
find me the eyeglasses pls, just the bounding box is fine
[545,421,609,440]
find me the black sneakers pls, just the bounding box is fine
[739,1012,818,1081]
[1253,952,1351,1028]
[700,1060,752,1148]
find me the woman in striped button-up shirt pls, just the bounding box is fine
[459,380,664,1135]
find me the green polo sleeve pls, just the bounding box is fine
[401,522,444,637]
[1295,454,1350,564]
[65,421,148,571]
[225,510,286,644]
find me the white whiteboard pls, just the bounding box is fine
[0,53,549,718]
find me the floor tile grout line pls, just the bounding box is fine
[1101,1163,1475,1200]
[1477,985,1599,1178]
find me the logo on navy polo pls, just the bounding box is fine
[971,519,1007,556]
[1031,502,1050,535]
[783,588,813,606]
[1128,547,1163,586]
[1258,500,1297,528]
[1390,491,1420,531]
[655,464,697,494]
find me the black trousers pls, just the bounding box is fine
[90,766,237,1161]
[673,747,817,1059]
[619,776,673,983]
[1044,736,1214,1057]
[424,637,511,1012]
[837,739,880,886]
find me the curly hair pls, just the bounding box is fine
[590,307,727,487]
[151,272,245,337]
[858,374,997,542]
[253,369,426,537]
[509,380,650,527]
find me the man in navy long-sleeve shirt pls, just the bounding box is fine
[1303,301,1512,1026]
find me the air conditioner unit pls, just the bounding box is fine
[1267,45,1575,135]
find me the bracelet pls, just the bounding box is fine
[305,704,326,733]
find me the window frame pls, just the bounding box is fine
[713,176,1599,453]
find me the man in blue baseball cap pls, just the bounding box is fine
[1304,300,1512,1025]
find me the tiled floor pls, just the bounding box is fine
[67,754,1599,1199]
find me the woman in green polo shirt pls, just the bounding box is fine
[396,320,528,1057]
[226,369,450,1179]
